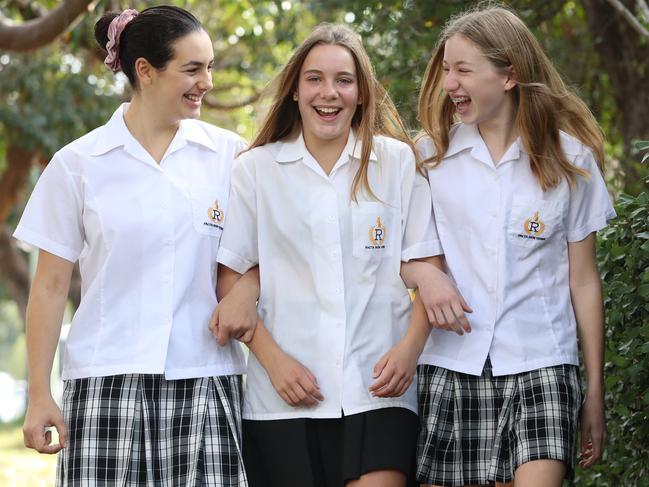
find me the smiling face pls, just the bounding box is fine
[148,29,214,124]
[295,43,360,151]
[442,34,515,130]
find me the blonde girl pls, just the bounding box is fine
[415,5,615,487]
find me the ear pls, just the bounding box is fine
[134,57,155,86]
[504,65,517,91]
[292,91,298,101]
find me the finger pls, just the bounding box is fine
[450,301,471,333]
[208,309,219,336]
[441,305,463,335]
[370,365,395,394]
[373,354,389,379]
[458,291,473,313]
[425,308,438,328]
[374,375,400,397]
[432,308,447,328]
[216,325,230,347]
[239,328,255,343]
[55,419,68,449]
[39,429,63,454]
[282,387,300,407]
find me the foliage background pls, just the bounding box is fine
[0,0,648,485]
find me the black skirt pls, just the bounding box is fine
[243,407,419,487]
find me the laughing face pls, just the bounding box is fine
[295,43,361,150]
[149,29,214,124]
[442,34,515,129]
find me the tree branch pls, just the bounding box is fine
[605,0,649,39]
[0,0,94,52]
[0,225,30,325]
[203,90,262,110]
[637,0,649,21]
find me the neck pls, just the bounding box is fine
[477,108,518,166]
[123,96,179,164]
[303,129,350,175]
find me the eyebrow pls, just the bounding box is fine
[443,60,474,67]
[180,60,214,68]
[302,68,356,77]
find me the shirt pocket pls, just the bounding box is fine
[351,201,398,261]
[507,198,564,250]
[190,185,227,243]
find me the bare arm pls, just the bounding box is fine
[23,249,74,454]
[370,292,430,397]
[209,264,260,345]
[247,319,324,407]
[400,256,472,335]
[568,233,607,467]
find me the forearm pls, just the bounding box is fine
[400,256,442,289]
[247,319,283,369]
[26,255,73,397]
[571,278,605,393]
[216,264,258,301]
[402,293,431,357]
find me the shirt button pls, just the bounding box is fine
[330,250,337,258]
[328,215,336,221]
[335,287,343,294]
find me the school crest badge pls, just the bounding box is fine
[207,200,225,225]
[367,216,386,248]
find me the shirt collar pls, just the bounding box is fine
[275,130,378,164]
[444,123,524,166]
[90,103,218,159]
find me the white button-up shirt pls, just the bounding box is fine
[418,123,616,376]
[14,104,247,380]
[217,132,441,420]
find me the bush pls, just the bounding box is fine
[574,144,649,485]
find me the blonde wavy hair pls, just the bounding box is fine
[418,5,605,190]
[249,23,412,200]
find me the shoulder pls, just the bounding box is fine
[49,124,108,172]
[371,135,415,164]
[558,130,597,171]
[184,119,247,149]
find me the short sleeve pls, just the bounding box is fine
[565,149,616,242]
[216,153,259,274]
[13,154,84,262]
[399,145,443,261]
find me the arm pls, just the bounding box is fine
[568,233,607,467]
[400,256,472,335]
[369,292,430,397]
[247,319,324,407]
[22,250,74,454]
[209,264,260,346]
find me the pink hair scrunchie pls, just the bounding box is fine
[104,9,139,72]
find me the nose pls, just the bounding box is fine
[199,69,213,92]
[320,79,338,99]
[443,70,459,94]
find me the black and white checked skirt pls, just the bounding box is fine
[416,358,581,486]
[56,374,247,487]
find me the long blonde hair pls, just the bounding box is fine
[418,5,605,190]
[250,24,412,200]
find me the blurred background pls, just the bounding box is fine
[0,0,647,485]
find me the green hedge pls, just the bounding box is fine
[573,188,649,485]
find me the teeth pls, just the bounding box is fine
[452,97,470,104]
[185,94,201,102]
[317,107,340,114]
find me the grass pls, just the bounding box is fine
[0,420,57,487]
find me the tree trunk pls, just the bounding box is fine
[581,0,649,177]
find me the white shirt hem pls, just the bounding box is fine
[242,401,417,421]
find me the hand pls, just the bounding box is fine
[23,394,67,454]
[265,350,324,407]
[579,391,607,467]
[417,265,472,335]
[369,340,418,398]
[209,284,258,346]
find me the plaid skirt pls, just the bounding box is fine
[56,374,247,487]
[416,358,581,486]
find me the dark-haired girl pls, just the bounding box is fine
[16,6,249,486]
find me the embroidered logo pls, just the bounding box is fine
[205,200,225,229]
[518,211,546,241]
[366,217,386,249]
